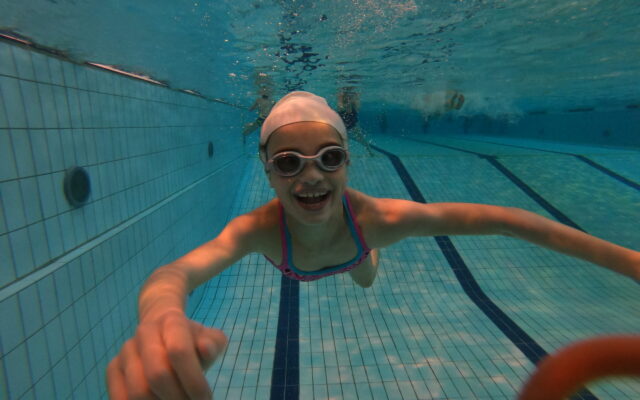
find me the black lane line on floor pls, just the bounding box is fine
[574,155,640,192]
[401,137,586,230]
[481,155,583,230]
[447,136,640,192]
[371,143,598,400]
[270,276,299,400]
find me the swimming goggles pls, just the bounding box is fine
[266,145,349,177]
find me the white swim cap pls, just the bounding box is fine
[260,91,347,152]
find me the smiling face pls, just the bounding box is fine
[264,121,348,225]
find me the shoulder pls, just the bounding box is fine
[345,189,417,247]
[346,189,455,247]
[225,199,280,254]
[347,188,421,224]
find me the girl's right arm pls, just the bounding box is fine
[106,213,265,400]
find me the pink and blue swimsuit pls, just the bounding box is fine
[264,192,371,281]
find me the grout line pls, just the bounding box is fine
[369,142,601,400]
[0,157,240,302]
[0,33,249,110]
[398,136,587,229]
[440,135,640,191]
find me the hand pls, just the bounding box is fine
[106,310,228,400]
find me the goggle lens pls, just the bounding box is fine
[274,154,302,175]
[321,148,345,169]
[268,146,348,177]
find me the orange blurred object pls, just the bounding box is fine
[518,335,640,400]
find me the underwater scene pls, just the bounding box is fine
[1,1,639,399]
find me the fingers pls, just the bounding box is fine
[136,323,189,400]
[106,357,128,400]
[162,313,213,400]
[119,339,159,400]
[193,323,228,370]
[107,313,223,400]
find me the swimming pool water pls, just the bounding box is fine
[192,135,640,399]
[0,12,639,398]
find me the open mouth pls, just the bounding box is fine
[294,191,331,209]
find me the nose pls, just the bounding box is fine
[297,160,324,184]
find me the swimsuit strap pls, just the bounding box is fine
[277,201,288,267]
[265,192,371,281]
[343,191,371,253]
[280,192,369,269]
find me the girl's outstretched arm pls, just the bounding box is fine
[489,206,638,280]
[373,199,639,280]
[107,212,265,399]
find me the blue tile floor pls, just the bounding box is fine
[192,134,640,399]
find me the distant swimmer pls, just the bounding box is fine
[445,90,465,111]
[420,89,465,122]
[242,89,275,136]
[242,73,276,138]
[336,86,360,130]
[336,86,373,155]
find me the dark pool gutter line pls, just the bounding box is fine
[370,143,599,400]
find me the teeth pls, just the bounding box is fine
[297,192,328,198]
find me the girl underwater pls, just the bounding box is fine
[107,91,640,400]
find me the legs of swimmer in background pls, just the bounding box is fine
[336,87,374,156]
[349,248,380,288]
[242,71,275,143]
[349,126,374,156]
[242,118,264,143]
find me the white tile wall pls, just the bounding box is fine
[0,39,250,399]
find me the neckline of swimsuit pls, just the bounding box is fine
[280,193,368,276]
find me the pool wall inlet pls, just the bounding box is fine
[0,40,250,399]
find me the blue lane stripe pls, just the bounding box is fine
[270,276,299,400]
[574,155,640,191]
[447,136,640,192]
[370,143,598,400]
[448,136,573,155]
[434,235,546,360]
[481,155,584,230]
[401,137,585,230]
[372,146,426,202]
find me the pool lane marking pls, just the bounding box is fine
[270,276,300,400]
[440,135,640,192]
[480,155,583,230]
[267,137,599,400]
[370,144,599,400]
[574,155,640,191]
[398,136,590,230]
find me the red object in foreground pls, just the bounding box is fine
[518,335,640,400]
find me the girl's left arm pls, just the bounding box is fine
[375,199,640,281]
[494,206,638,280]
